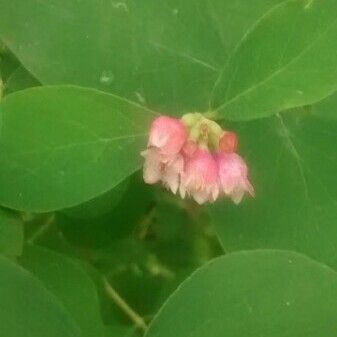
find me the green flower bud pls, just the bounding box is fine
[181,112,223,151]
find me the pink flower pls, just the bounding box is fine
[148,116,187,155]
[180,149,219,204]
[217,153,255,204]
[142,113,255,206]
[141,148,183,194]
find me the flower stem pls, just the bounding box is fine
[27,214,55,244]
[102,276,148,332]
[202,110,219,120]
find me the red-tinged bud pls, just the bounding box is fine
[219,131,238,153]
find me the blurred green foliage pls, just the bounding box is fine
[0,0,336,336]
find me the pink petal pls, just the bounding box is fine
[217,152,254,203]
[180,149,220,203]
[162,155,184,194]
[148,116,187,155]
[192,189,211,204]
[141,149,162,184]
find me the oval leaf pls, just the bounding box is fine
[146,250,337,337]
[212,0,337,120]
[0,86,156,211]
[0,255,80,337]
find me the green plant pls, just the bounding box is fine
[0,0,336,336]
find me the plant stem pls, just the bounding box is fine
[27,214,55,244]
[202,110,219,120]
[102,276,148,332]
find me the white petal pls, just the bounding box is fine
[231,188,244,204]
[211,185,220,202]
[220,174,237,195]
[163,170,179,194]
[245,179,255,197]
[192,189,210,204]
[179,183,187,199]
[170,154,184,172]
[142,149,162,184]
[143,163,161,184]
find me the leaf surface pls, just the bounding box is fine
[212,0,337,120]
[0,255,80,337]
[0,86,155,211]
[146,250,337,337]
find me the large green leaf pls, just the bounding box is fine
[212,0,337,120]
[0,0,282,113]
[210,105,337,267]
[146,250,337,337]
[0,255,80,337]
[0,208,24,256]
[0,85,156,212]
[20,245,105,337]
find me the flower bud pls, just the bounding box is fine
[219,131,238,153]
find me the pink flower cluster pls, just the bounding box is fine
[141,115,254,204]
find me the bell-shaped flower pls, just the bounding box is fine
[141,148,183,194]
[180,149,219,204]
[217,152,254,204]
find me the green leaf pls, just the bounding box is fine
[210,107,337,267]
[104,325,136,337]
[0,0,283,113]
[0,254,80,337]
[19,245,105,337]
[0,47,19,82]
[62,178,129,219]
[146,250,337,337]
[5,65,40,94]
[312,91,337,120]
[0,208,24,256]
[0,85,156,212]
[212,0,337,120]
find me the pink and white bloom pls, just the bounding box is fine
[141,148,183,194]
[142,113,255,205]
[217,153,254,204]
[180,149,219,204]
[148,116,187,155]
